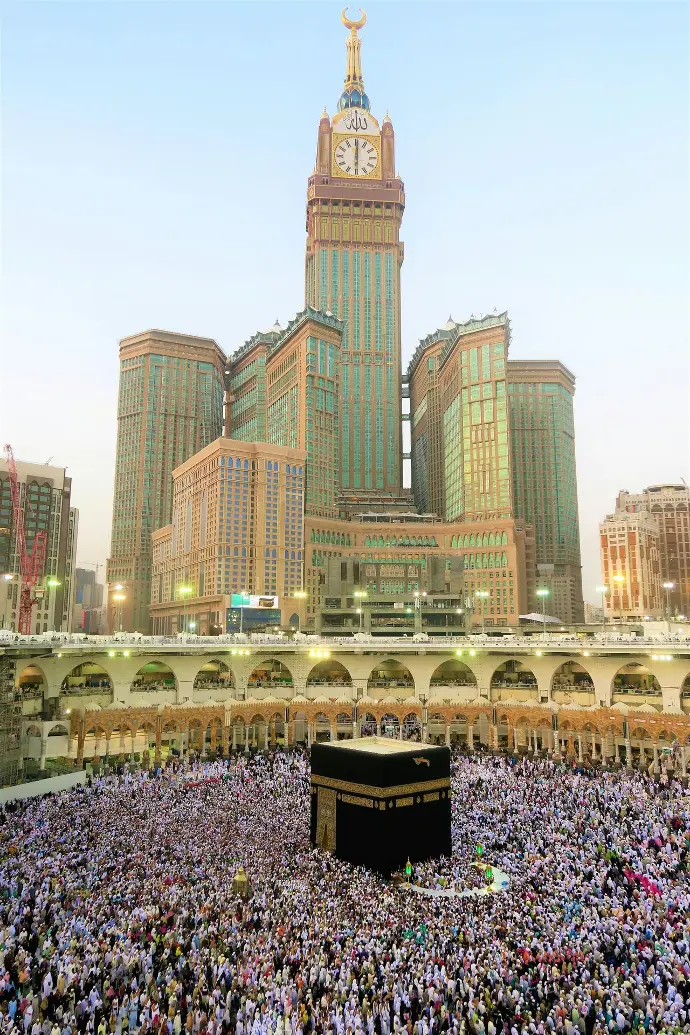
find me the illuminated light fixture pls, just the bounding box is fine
[114,584,124,591]
[583,651,590,657]
[469,649,476,657]
[65,708,71,715]
[108,651,115,658]
[123,650,130,657]
[56,653,62,658]
[231,649,237,655]
[2,573,13,581]
[294,590,307,599]
[535,650,543,657]
[455,650,464,657]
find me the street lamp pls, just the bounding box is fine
[612,574,626,625]
[294,589,308,633]
[413,589,427,633]
[354,589,367,634]
[474,590,489,635]
[536,587,550,639]
[596,586,609,638]
[177,585,193,634]
[663,582,675,635]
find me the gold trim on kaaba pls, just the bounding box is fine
[423,791,440,803]
[310,775,451,798]
[341,792,375,808]
[395,796,413,807]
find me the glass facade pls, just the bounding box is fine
[109,337,225,632]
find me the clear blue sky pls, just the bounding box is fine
[2,1,688,601]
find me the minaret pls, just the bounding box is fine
[305,10,405,499]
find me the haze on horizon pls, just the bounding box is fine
[1,1,688,603]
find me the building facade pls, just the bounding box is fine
[226,308,344,518]
[507,360,583,624]
[0,459,78,634]
[149,438,307,634]
[305,512,534,629]
[408,313,513,523]
[305,13,405,499]
[72,568,105,634]
[599,510,662,621]
[107,330,226,633]
[615,484,690,618]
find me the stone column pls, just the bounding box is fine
[681,746,688,777]
[231,724,237,751]
[638,745,646,771]
[376,721,381,736]
[244,725,250,753]
[577,735,583,763]
[512,727,518,753]
[264,722,269,751]
[492,723,499,751]
[600,735,607,765]
[307,723,313,748]
[625,738,631,768]
[445,724,451,747]
[130,732,136,761]
[467,722,474,752]
[39,736,47,771]
[653,744,660,773]
[155,727,162,764]
[398,723,404,740]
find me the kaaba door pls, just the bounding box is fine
[316,787,337,851]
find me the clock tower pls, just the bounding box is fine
[305,9,405,498]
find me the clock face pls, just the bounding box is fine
[334,137,379,177]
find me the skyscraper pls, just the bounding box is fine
[599,509,662,621]
[149,439,307,635]
[615,484,690,618]
[408,314,513,523]
[507,360,584,624]
[107,329,226,632]
[227,308,344,518]
[0,458,78,633]
[305,11,405,498]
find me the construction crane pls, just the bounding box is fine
[3,444,47,634]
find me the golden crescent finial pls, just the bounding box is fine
[342,7,366,32]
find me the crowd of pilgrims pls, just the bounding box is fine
[1,750,690,1035]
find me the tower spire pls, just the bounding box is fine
[338,8,370,111]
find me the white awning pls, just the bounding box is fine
[519,612,562,624]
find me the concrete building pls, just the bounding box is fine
[106,330,226,633]
[507,360,583,624]
[584,603,604,626]
[305,17,405,501]
[149,438,308,635]
[227,308,344,518]
[615,484,690,618]
[72,568,105,634]
[305,512,534,629]
[599,510,662,621]
[0,459,78,633]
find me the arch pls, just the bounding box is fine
[490,660,537,690]
[551,661,594,692]
[367,658,415,691]
[248,658,293,688]
[313,711,331,742]
[430,659,477,688]
[61,662,113,695]
[132,661,177,692]
[359,711,378,736]
[306,659,353,686]
[193,659,235,691]
[402,712,422,742]
[24,723,42,739]
[380,713,400,738]
[46,723,69,737]
[16,663,47,693]
[612,663,661,696]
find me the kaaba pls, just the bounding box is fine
[310,737,451,873]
